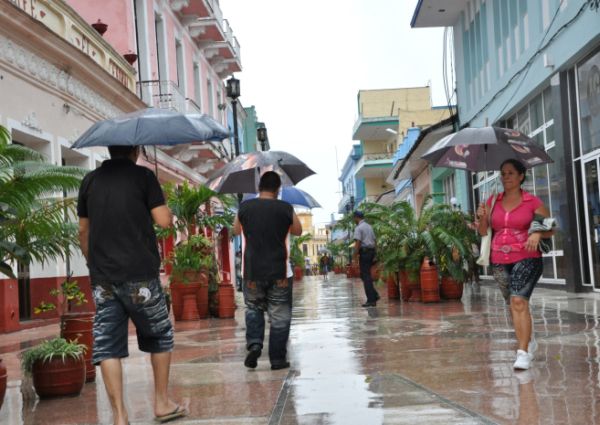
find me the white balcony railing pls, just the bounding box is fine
[137,80,186,112]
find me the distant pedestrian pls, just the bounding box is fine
[352,211,379,307]
[319,253,331,280]
[233,171,302,370]
[477,159,554,370]
[77,145,187,425]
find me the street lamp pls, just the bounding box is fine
[257,126,268,151]
[226,76,241,158]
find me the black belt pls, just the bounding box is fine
[360,246,375,251]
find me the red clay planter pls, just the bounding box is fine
[170,271,209,320]
[218,284,235,318]
[440,276,464,300]
[420,257,440,303]
[386,274,400,299]
[32,355,85,398]
[61,312,95,382]
[0,358,6,410]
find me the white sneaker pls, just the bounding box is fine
[513,349,533,370]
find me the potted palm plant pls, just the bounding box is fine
[166,234,212,320]
[21,337,86,398]
[0,125,84,405]
[34,274,95,382]
[290,234,312,280]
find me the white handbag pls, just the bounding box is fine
[476,194,497,267]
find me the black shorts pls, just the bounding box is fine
[91,278,174,365]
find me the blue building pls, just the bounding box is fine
[338,144,364,213]
[412,0,600,291]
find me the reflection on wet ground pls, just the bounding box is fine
[2,275,600,424]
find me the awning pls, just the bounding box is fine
[387,117,455,185]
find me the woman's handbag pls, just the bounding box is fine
[476,194,497,267]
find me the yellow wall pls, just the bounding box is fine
[358,87,431,118]
[364,177,393,199]
[398,108,453,143]
[362,140,388,154]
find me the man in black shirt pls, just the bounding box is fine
[233,171,302,370]
[78,145,186,425]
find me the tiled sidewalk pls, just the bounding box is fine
[1,275,600,424]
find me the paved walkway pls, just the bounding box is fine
[2,274,600,424]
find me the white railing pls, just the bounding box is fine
[137,80,186,112]
[362,152,394,161]
[205,0,223,28]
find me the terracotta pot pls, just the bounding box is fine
[406,271,422,302]
[123,52,138,65]
[170,271,209,320]
[293,266,303,281]
[420,257,440,303]
[91,19,108,36]
[61,312,95,382]
[218,284,235,318]
[399,270,412,301]
[386,274,400,299]
[0,358,6,411]
[440,276,464,300]
[32,355,85,398]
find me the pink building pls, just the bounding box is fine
[0,0,241,332]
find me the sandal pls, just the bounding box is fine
[154,405,188,423]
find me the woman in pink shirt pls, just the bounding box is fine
[477,159,554,371]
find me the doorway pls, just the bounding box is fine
[583,156,600,289]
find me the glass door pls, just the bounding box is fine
[583,157,600,289]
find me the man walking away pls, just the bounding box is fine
[78,145,187,425]
[233,171,302,370]
[352,211,379,307]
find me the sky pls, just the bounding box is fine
[219,0,447,225]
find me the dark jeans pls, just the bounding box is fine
[359,248,379,303]
[243,278,292,365]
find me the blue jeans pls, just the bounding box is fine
[359,248,379,303]
[243,278,292,365]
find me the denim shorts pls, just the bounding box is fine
[492,258,543,303]
[91,278,174,365]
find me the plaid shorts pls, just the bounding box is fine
[91,278,174,365]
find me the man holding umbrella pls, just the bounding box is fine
[233,171,302,370]
[78,146,187,424]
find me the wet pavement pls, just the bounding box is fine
[2,274,600,424]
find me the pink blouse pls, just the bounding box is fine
[486,191,543,264]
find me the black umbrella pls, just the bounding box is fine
[421,127,553,172]
[71,108,229,148]
[206,151,315,194]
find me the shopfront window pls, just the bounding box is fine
[578,49,600,156]
[473,86,564,282]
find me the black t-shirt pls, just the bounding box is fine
[238,198,293,281]
[77,158,165,283]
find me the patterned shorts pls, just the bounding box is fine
[492,258,543,303]
[91,278,174,365]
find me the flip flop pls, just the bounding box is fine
[154,405,188,423]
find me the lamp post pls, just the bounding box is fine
[257,125,268,151]
[226,76,241,158]
[345,195,355,265]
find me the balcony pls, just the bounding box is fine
[352,115,399,141]
[355,152,394,178]
[9,0,136,92]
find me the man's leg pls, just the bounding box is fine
[359,251,378,304]
[151,352,181,417]
[243,280,267,368]
[126,279,184,419]
[267,279,292,369]
[100,359,128,425]
[92,283,130,425]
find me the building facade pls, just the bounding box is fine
[0,0,243,332]
[412,0,600,291]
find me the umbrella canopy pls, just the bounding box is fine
[71,108,229,148]
[421,127,553,172]
[242,186,321,209]
[207,151,315,194]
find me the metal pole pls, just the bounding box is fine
[232,99,239,158]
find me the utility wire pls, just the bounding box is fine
[465,0,589,126]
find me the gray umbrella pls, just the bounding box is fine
[421,126,553,171]
[71,108,229,148]
[206,151,315,194]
